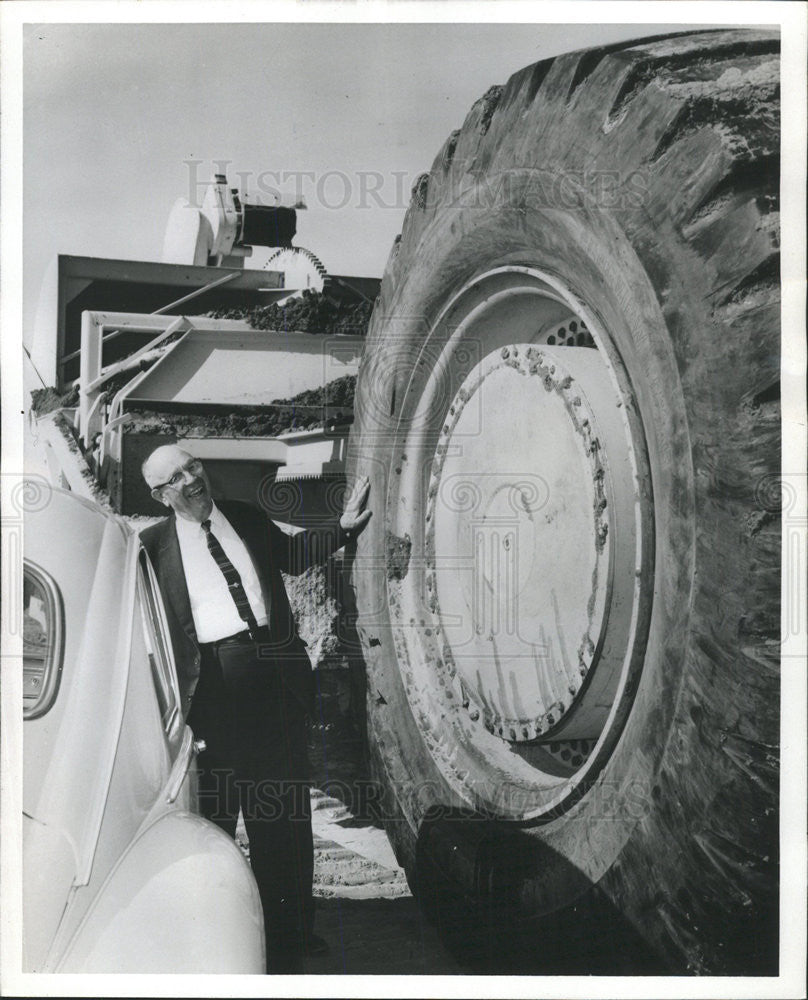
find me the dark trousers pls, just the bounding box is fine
[190,636,314,973]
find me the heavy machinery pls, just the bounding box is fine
[346,29,781,974]
[31,171,376,518]
[25,27,782,976]
[162,171,298,267]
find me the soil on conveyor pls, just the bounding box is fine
[109,373,357,439]
[205,287,373,337]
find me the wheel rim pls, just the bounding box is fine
[384,266,653,820]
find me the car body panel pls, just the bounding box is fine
[27,520,135,889]
[56,812,265,974]
[21,816,76,972]
[23,495,123,815]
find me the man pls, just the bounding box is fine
[139,444,370,972]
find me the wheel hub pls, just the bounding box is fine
[383,266,652,817]
[426,345,610,740]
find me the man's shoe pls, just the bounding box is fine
[304,933,330,957]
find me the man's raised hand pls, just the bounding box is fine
[340,475,372,537]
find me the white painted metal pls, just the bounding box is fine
[125,327,362,408]
[162,198,213,265]
[56,815,264,973]
[162,177,242,266]
[182,428,350,480]
[430,346,611,740]
[78,309,362,474]
[85,316,188,393]
[78,311,191,445]
[150,268,241,314]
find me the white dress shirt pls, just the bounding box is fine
[175,502,268,643]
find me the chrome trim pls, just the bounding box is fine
[165,726,194,804]
[23,560,65,720]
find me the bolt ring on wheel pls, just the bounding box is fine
[384,267,653,821]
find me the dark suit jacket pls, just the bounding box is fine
[140,499,347,718]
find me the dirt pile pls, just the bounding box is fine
[284,564,345,669]
[123,373,356,438]
[30,385,79,416]
[206,288,372,336]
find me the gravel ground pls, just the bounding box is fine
[233,715,463,974]
[306,718,463,973]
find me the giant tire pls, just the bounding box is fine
[347,29,780,974]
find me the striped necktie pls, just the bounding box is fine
[201,519,259,634]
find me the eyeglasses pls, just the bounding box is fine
[153,458,204,492]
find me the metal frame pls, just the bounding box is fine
[77,310,265,462]
[53,254,288,387]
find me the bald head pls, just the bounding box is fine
[142,444,193,489]
[143,444,213,522]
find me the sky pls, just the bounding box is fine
[21,20,683,360]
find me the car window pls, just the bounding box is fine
[23,562,64,719]
[136,550,181,738]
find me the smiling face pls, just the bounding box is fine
[143,445,213,522]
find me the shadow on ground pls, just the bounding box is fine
[304,896,464,974]
[303,715,667,976]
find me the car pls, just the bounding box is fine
[23,487,265,973]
